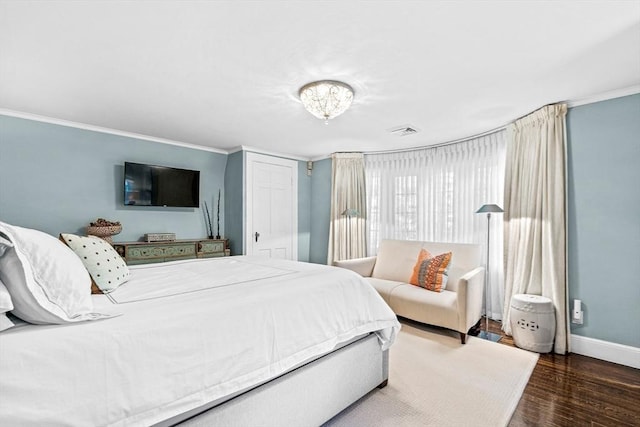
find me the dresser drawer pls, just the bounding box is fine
[197,240,227,258]
[199,241,224,253]
[126,242,196,263]
[115,239,228,265]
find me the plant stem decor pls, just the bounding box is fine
[203,202,213,239]
[216,189,221,239]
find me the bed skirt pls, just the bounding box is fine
[160,333,388,426]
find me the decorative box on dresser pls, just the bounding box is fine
[114,239,230,265]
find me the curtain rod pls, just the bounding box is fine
[360,98,585,156]
[325,99,580,160]
[364,99,571,156]
[365,123,508,156]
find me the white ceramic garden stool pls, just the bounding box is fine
[510,294,556,353]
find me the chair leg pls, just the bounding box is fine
[460,332,466,344]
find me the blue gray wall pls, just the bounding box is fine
[304,96,640,350]
[0,117,316,262]
[6,93,637,350]
[0,115,227,241]
[567,93,640,348]
[309,158,332,264]
[298,160,311,262]
[224,151,244,255]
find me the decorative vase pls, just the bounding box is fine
[87,225,122,245]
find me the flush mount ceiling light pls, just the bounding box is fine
[299,80,354,124]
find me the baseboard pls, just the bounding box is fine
[571,334,640,369]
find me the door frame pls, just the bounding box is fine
[244,151,298,260]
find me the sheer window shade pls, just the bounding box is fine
[365,131,506,319]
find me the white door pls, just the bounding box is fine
[245,152,298,259]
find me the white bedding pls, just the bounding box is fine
[107,257,298,303]
[0,256,400,427]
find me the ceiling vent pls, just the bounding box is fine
[388,125,420,137]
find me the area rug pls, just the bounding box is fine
[324,320,539,427]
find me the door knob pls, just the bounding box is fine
[255,232,260,242]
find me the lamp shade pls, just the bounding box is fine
[476,204,503,213]
[341,208,359,217]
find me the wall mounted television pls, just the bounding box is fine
[124,162,200,207]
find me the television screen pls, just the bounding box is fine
[124,162,200,207]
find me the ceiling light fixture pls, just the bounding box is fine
[299,80,354,124]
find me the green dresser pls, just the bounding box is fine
[114,239,229,265]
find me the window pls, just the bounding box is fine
[366,134,506,252]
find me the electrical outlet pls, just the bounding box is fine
[571,299,584,324]
[572,310,583,324]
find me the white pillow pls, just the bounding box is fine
[60,233,130,293]
[0,221,114,324]
[0,279,15,332]
[0,234,10,257]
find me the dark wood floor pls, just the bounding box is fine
[481,319,640,427]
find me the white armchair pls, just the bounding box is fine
[335,240,485,344]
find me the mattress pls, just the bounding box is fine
[0,256,400,426]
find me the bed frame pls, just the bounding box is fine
[157,333,388,426]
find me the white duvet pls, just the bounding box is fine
[0,256,400,427]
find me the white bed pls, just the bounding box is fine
[0,256,400,426]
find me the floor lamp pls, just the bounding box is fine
[476,204,503,342]
[341,208,359,260]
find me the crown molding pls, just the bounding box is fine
[566,84,640,108]
[0,109,228,155]
[310,154,332,161]
[4,84,638,160]
[230,145,309,162]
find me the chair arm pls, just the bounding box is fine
[455,267,485,333]
[333,256,377,277]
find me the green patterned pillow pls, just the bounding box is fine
[60,233,129,293]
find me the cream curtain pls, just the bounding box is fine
[502,104,569,354]
[365,132,506,320]
[327,153,367,264]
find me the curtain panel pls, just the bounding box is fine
[364,131,506,320]
[327,153,367,264]
[502,104,569,354]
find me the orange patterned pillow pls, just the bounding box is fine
[410,249,452,292]
[409,249,432,285]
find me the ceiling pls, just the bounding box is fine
[1,1,639,159]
